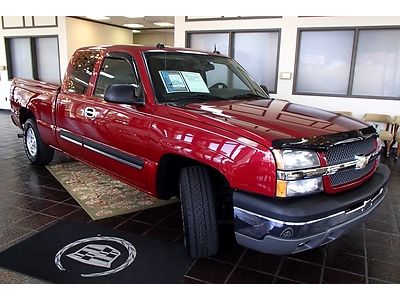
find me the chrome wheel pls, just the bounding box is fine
[26,127,37,157]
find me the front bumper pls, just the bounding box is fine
[233,163,390,255]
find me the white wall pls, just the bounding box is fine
[65,17,133,59]
[133,31,174,47]
[175,16,400,119]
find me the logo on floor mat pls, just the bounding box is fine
[55,236,136,278]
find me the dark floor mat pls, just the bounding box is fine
[0,220,192,283]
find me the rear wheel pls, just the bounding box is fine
[179,165,219,258]
[23,118,54,165]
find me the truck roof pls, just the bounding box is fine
[75,44,227,57]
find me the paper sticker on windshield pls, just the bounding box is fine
[181,72,210,94]
[159,71,188,93]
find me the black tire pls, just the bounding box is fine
[179,165,219,258]
[23,118,54,165]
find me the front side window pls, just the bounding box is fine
[144,51,267,103]
[94,56,138,98]
[66,51,100,94]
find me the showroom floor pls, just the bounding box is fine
[0,110,400,284]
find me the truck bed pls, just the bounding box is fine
[10,78,60,129]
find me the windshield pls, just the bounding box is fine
[144,51,268,103]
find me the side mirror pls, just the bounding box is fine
[260,85,270,97]
[104,84,144,105]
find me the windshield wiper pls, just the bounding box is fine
[229,93,268,100]
[168,94,225,102]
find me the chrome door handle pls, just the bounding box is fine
[84,107,96,119]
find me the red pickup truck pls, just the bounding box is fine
[9,44,390,258]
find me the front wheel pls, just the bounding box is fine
[23,118,54,165]
[179,165,219,258]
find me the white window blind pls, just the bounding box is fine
[352,29,400,98]
[295,30,354,95]
[9,38,33,80]
[36,37,61,83]
[233,32,279,91]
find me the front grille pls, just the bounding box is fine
[325,137,376,187]
[329,161,375,186]
[325,137,376,165]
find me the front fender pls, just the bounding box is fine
[148,115,277,198]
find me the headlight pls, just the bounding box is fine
[273,149,320,170]
[273,149,323,197]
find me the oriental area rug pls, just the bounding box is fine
[46,162,177,220]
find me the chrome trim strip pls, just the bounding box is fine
[83,144,143,170]
[234,187,384,226]
[277,146,382,181]
[60,134,82,146]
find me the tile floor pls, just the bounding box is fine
[1,109,400,284]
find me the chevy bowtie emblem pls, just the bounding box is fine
[354,155,369,169]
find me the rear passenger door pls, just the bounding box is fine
[56,50,100,160]
[82,52,152,190]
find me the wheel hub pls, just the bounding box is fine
[26,127,37,156]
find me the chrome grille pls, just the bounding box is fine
[329,161,375,186]
[326,137,376,187]
[325,138,376,165]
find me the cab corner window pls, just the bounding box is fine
[66,51,100,94]
[94,57,137,98]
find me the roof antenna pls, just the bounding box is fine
[213,44,220,54]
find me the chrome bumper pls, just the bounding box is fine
[233,163,390,255]
[234,187,385,241]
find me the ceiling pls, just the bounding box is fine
[79,16,175,32]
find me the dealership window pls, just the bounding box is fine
[294,27,400,99]
[295,30,354,95]
[7,38,33,80]
[233,32,279,93]
[6,36,60,84]
[188,30,280,93]
[189,33,229,55]
[352,29,400,98]
[35,37,60,84]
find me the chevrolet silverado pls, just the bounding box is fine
[9,44,390,258]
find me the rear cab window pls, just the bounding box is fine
[64,50,100,94]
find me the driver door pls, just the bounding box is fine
[82,52,152,190]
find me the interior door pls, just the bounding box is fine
[55,50,99,160]
[82,52,152,190]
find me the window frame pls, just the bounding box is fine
[293,26,400,100]
[4,35,61,84]
[185,29,281,94]
[92,52,140,99]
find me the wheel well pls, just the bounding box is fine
[19,107,35,127]
[156,154,231,201]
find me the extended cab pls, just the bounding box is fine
[9,44,390,257]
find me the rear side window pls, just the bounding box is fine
[65,51,100,94]
[94,57,138,98]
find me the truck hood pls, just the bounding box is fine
[168,99,371,148]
